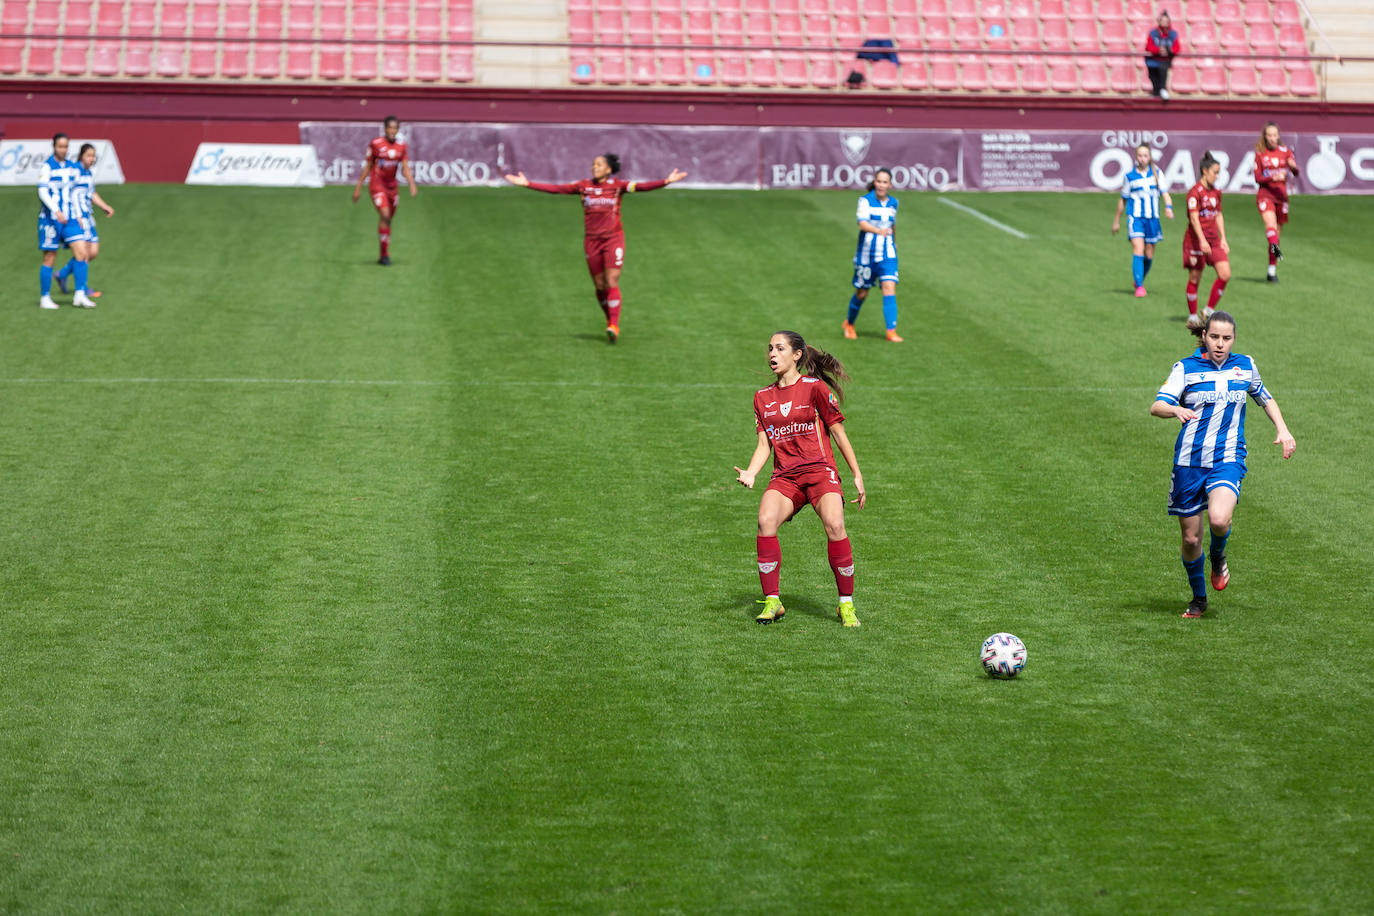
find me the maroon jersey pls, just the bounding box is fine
[753,377,845,477]
[525,176,668,240]
[1185,181,1223,245]
[1254,145,1296,201]
[365,136,408,191]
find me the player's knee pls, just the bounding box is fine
[757,515,781,537]
[823,520,847,541]
[1181,529,1203,551]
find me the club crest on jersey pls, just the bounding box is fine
[780,402,792,417]
[840,131,871,166]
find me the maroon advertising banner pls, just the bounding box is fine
[300,123,1374,195]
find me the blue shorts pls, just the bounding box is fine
[38,216,88,251]
[852,258,899,289]
[1127,214,1163,244]
[1168,462,1246,517]
[69,217,97,244]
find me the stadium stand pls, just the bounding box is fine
[0,0,1336,96]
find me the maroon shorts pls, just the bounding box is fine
[584,232,626,276]
[370,186,399,212]
[1183,234,1228,269]
[767,465,844,515]
[1256,188,1289,225]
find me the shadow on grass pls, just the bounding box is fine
[728,592,836,623]
[1131,596,1204,616]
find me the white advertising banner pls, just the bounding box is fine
[0,139,126,186]
[184,143,324,187]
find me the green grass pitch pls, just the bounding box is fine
[1,184,1371,913]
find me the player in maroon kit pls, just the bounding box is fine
[503,154,686,343]
[734,331,867,628]
[1253,121,1299,283]
[1183,152,1231,329]
[351,115,418,266]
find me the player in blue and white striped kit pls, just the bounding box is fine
[1112,143,1173,298]
[36,133,96,309]
[55,144,115,300]
[842,168,903,343]
[1151,311,1296,618]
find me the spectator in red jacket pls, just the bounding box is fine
[1145,12,1182,99]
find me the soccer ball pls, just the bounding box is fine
[980,633,1027,679]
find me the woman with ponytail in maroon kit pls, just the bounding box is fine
[505,153,686,343]
[735,331,867,628]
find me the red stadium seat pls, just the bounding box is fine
[1195,60,1226,92]
[900,56,928,88]
[775,13,802,43]
[922,0,948,15]
[985,20,1011,49]
[1078,56,1109,91]
[958,55,986,90]
[161,0,188,35]
[743,0,768,11]
[32,0,60,28]
[256,1,283,37]
[0,39,24,74]
[924,16,951,48]
[123,39,152,75]
[448,6,472,38]
[127,1,155,33]
[1189,20,1218,53]
[1017,55,1048,91]
[414,6,439,38]
[719,53,746,85]
[1184,0,1212,20]
[95,1,125,34]
[26,38,56,73]
[689,54,715,84]
[774,0,799,10]
[1101,18,1128,50]
[222,2,250,33]
[571,53,594,83]
[59,38,91,74]
[1256,61,1286,95]
[1273,1,1301,26]
[801,12,829,45]
[191,2,217,35]
[749,51,776,86]
[988,57,1017,89]
[929,53,957,89]
[870,58,899,88]
[1249,21,1277,53]
[2,0,30,31]
[598,51,627,84]
[1098,0,1125,17]
[1243,0,1271,25]
[410,45,436,80]
[90,39,120,75]
[952,15,981,48]
[1126,0,1153,19]
[1040,18,1069,51]
[948,0,975,16]
[289,43,316,78]
[891,0,916,12]
[1010,16,1038,50]
[808,51,839,88]
[864,13,891,38]
[596,10,623,43]
[655,11,683,42]
[835,14,862,47]
[659,50,687,84]
[626,10,652,42]
[686,10,712,43]
[1048,58,1076,91]
[1066,0,1094,20]
[346,42,375,80]
[1213,0,1241,19]
[779,51,807,86]
[1109,58,1142,92]
[1229,66,1259,94]
[832,0,858,13]
[447,47,472,81]
[188,40,216,75]
[1069,18,1098,50]
[742,11,773,45]
[629,50,655,84]
[1007,0,1032,13]
[1218,22,1248,53]
[65,0,94,32]
[715,12,742,43]
[1287,62,1316,96]
[1276,24,1306,54]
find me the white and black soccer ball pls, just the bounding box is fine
[980,633,1027,679]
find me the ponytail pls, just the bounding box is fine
[775,330,850,403]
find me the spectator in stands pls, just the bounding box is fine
[1144,12,1182,100]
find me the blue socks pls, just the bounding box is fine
[1183,555,1206,599]
[73,259,89,293]
[1143,256,1153,279]
[1210,527,1230,563]
[882,294,898,330]
[846,294,863,324]
[40,265,53,296]
[1132,254,1145,288]
[58,258,74,282]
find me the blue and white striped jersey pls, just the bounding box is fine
[1121,166,1163,219]
[1156,349,1272,468]
[71,162,97,220]
[854,190,898,266]
[37,155,80,219]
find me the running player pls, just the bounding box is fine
[55,144,115,300]
[1253,121,1299,283]
[1151,310,1296,618]
[351,115,418,266]
[1183,152,1230,329]
[734,331,867,628]
[504,154,687,343]
[36,133,95,309]
[1112,143,1174,297]
[842,168,904,342]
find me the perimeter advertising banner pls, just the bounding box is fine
[300,124,1374,195]
[184,143,324,187]
[0,139,126,185]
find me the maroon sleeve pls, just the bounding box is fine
[525,180,583,194]
[627,178,668,192]
[814,382,845,427]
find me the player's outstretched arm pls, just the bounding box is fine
[829,422,866,509]
[1263,398,1296,459]
[734,431,771,489]
[504,171,530,187]
[665,168,687,184]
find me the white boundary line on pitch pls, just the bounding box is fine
[938,197,1030,239]
[0,378,1344,395]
